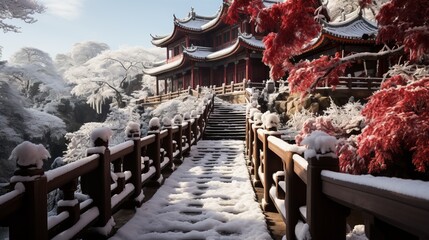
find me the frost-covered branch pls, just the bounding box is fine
[0,0,45,33]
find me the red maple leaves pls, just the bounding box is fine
[357,78,429,178]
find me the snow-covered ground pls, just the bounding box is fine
[111,140,272,240]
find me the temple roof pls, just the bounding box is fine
[322,11,378,40]
[151,4,227,47]
[303,11,378,54]
[151,0,283,47]
[144,32,264,76]
[183,32,264,61]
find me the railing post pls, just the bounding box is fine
[192,118,198,145]
[307,155,347,240]
[222,83,226,94]
[81,136,112,227]
[174,124,183,161]
[261,130,282,211]
[165,127,174,170]
[253,126,263,186]
[123,137,143,206]
[9,169,48,240]
[58,179,80,228]
[187,120,193,148]
[283,152,307,240]
[147,130,161,182]
[231,81,235,92]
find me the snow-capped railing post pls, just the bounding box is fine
[8,141,49,240]
[231,81,235,92]
[81,129,112,227]
[124,122,143,206]
[162,121,174,171]
[260,130,283,211]
[147,118,162,183]
[186,119,193,147]
[191,116,198,145]
[174,123,183,161]
[307,155,347,240]
[222,83,226,94]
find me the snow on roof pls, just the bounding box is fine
[321,11,378,40]
[151,5,225,46]
[8,141,51,169]
[143,55,185,75]
[174,6,222,31]
[183,33,264,60]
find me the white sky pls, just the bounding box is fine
[1,0,222,60]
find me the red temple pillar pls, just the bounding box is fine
[245,57,252,80]
[164,78,168,94]
[182,72,186,90]
[223,64,227,84]
[191,65,195,89]
[234,61,238,83]
[210,68,214,86]
[156,77,159,95]
[199,68,203,86]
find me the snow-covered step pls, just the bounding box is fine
[111,140,272,240]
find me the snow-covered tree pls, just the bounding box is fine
[64,46,161,113]
[0,0,44,33]
[227,0,429,179]
[2,47,69,106]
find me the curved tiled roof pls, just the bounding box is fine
[322,12,378,40]
[145,33,265,76]
[183,32,265,61]
[303,11,378,54]
[151,4,226,47]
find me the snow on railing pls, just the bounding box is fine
[0,95,214,240]
[246,114,429,240]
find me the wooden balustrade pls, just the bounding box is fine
[0,96,214,240]
[246,117,429,240]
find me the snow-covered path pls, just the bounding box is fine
[111,140,272,240]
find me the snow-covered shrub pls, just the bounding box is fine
[336,136,367,175]
[190,110,198,118]
[357,77,429,180]
[249,108,261,120]
[9,141,50,169]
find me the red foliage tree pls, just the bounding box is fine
[226,0,429,179]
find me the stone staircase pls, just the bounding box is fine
[203,100,246,140]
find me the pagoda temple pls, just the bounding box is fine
[144,1,280,95]
[144,2,384,95]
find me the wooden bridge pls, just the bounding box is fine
[1,81,428,240]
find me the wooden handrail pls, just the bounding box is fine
[246,126,429,240]
[0,94,215,240]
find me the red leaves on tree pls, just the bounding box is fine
[288,53,349,93]
[380,75,408,89]
[376,0,429,62]
[225,0,321,80]
[357,78,429,179]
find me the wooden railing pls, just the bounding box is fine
[0,97,214,240]
[246,117,429,240]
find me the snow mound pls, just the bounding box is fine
[90,127,112,143]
